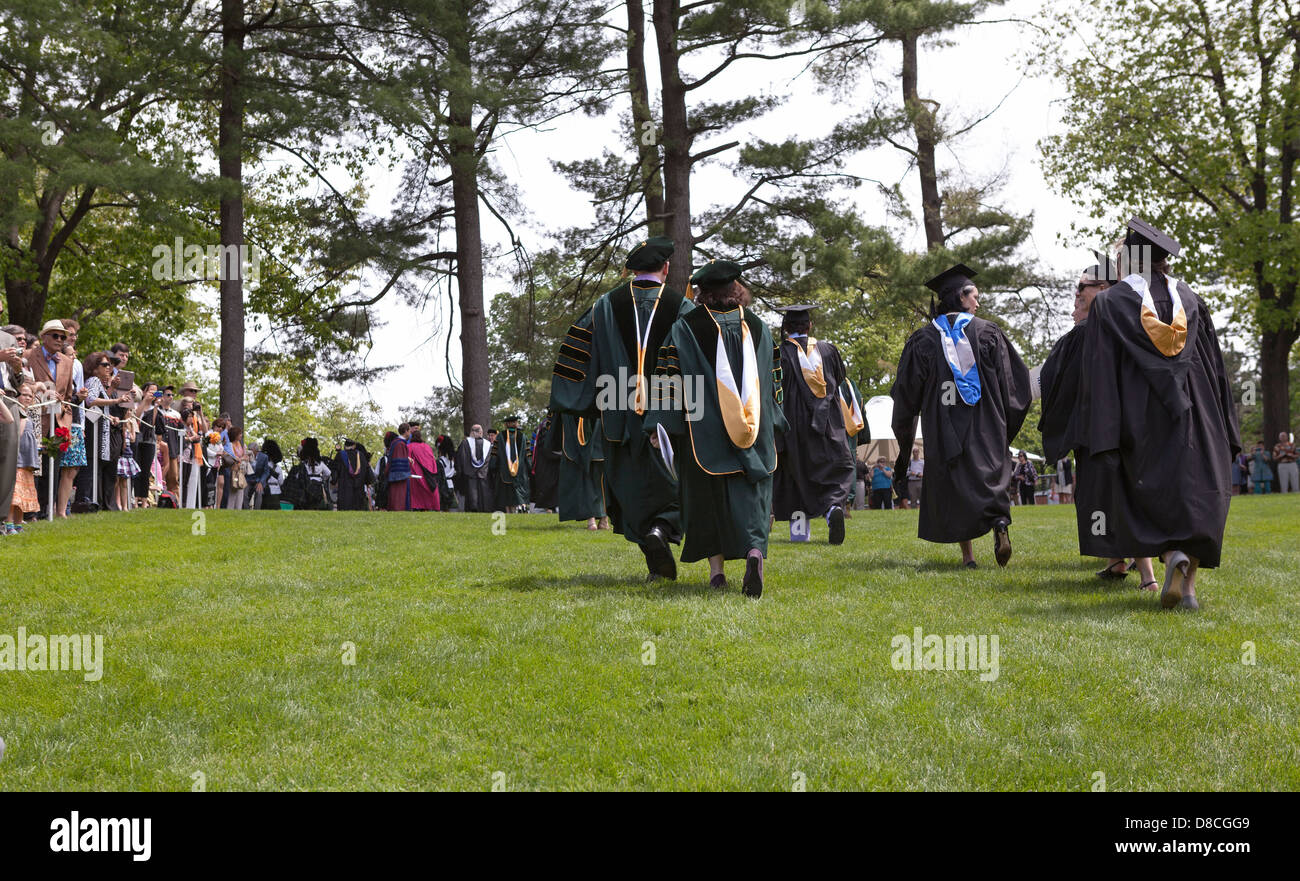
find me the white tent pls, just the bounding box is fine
[860,395,918,464]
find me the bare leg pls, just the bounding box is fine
[57,468,78,518]
[708,554,724,580]
[960,540,975,565]
[1134,557,1157,590]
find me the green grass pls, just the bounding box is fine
[2,495,1298,791]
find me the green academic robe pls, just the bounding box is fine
[644,305,788,562]
[490,427,530,510]
[557,412,605,521]
[548,279,692,546]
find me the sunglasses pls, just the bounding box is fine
[46,333,67,341]
[97,361,111,368]
[1076,281,1104,293]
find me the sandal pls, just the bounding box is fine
[1097,561,1129,580]
[1138,579,1158,592]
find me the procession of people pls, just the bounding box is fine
[0,219,1279,611]
[537,220,1254,607]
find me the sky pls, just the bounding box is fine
[329,0,1088,424]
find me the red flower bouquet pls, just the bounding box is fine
[40,426,71,458]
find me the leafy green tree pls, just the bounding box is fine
[1037,0,1300,442]
[0,0,207,329]
[347,0,618,434]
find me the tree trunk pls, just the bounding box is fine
[653,0,691,292]
[628,0,664,235]
[900,31,944,251]
[218,0,246,425]
[449,17,490,435]
[4,60,46,330]
[4,279,42,331]
[1259,326,1297,443]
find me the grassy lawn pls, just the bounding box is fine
[1,494,1297,791]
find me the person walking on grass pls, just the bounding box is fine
[1078,218,1239,611]
[642,260,786,597]
[548,236,691,582]
[770,304,857,546]
[890,263,1033,569]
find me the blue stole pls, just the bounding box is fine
[932,313,981,405]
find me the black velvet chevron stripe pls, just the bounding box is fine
[559,342,589,363]
[553,362,585,382]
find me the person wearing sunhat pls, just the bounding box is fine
[770,303,863,545]
[489,414,530,513]
[889,262,1033,568]
[1079,217,1239,610]
[548,235,692,581]
[643,259,787,596]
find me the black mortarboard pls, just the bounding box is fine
[924,263,978,298]
[776,303,817,324]
[691,259,744,287]
[503,414,520,423]
[1123,216,1180,262]
[625,235,675,271]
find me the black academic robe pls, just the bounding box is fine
[890,316,1032,543]
[490,427,530,510]
[1078,277,1240,567]
[331,445,374,511]
[771,337,857,519]
[548,279,691,546]
[530,415,560,510]
[455,436,492,512]
[1039,321,1109,553]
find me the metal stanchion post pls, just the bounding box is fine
[47,406,55,522]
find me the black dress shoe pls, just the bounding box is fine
[964,560,978,569]
[827,506,845,545]
[643,525,677,581]
[741,552,763,597]
[993,520,1012,567]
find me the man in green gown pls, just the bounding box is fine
[548,236,692,580]
[490,415,530,513]
[644,260,787,597]
[555,412,607,529]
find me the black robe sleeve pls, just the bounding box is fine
[1193,294,1242,459]
[1082,293,1124,457]
[991,325,1033,445]
[890,331,928,497]
[1037,325,1085,465]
